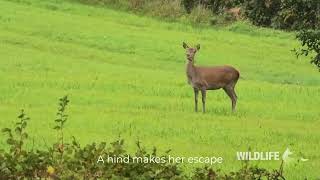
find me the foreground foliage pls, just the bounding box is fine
[0,96,287,179]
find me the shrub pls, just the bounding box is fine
[294,30,320,70]
[188,5,213,24]
[0,96,288,179]
[0,96,185,179]
[192,163,285,180]
[182,0,196,13]
[273,0,320,30]
[128,0,145,10]
[73,0,319,30]
[75,0,125,6]
[243,0,281,27]
[182,0,244,14]
[146,0,184,19]
[243,0,320,30]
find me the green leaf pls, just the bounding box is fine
[6,138,15,145]
[15,127,22,134]
[53,126,61,130]
[1,128,11,133]
[21,121,27,129]
[21,132,28,140]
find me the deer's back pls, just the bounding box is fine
[196,65,239,89]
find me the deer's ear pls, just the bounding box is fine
[183,42,189,49]
[196,44,200,51]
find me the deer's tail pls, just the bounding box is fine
[236,70,244,80]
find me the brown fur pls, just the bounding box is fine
[225,7,241,20]
[183,42,240,113]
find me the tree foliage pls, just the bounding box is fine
[295,30,320,70]
[76,0,319,30]
[244,0,320,30]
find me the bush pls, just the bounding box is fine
[294,30,320,70]
[182,0,196,13]
[243,0,281,27]
[243,0,320,30]
[182,0,244,14]
[180,0,320,30]
[0,96,185,180]
[0,96,287,179]
[74,0,319,30]
[192,164,285,180]
[188,5,213,24]
[273,0,320,30]
[146,0,184,19]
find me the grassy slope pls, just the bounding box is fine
[0,0,319,179]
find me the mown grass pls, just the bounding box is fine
[0,0,319,179]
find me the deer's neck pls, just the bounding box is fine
[186,61,197,79]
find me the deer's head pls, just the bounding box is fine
[183,42,200,62]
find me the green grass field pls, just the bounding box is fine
[0,0,319,179]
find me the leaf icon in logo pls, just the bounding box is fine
[282,148,293,162]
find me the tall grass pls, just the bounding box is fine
[74,0,224,24]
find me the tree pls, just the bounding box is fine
[294,30,320,70]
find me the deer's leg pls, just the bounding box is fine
[223,86,237,112]
[231,88,238,111]
[201,89,206,113]
[194,88,199,112]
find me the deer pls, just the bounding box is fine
[183,42,240,113]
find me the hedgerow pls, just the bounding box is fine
[73,0,319,30]
[0,96,287,179]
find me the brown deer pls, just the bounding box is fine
[183,42,240,113]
